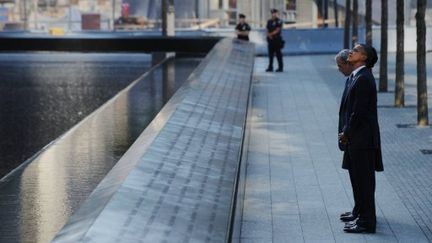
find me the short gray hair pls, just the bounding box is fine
[335,49,350,63]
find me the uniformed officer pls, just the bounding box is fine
[235,14,251,41]
[266,9,284,72]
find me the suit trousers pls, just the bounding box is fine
[267,43,283,70]
[348,166,360,217]
[346,149,376,227]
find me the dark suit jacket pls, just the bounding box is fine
[340,67,384,172]
[338,77,350,151]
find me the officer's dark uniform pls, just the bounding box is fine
[235,22,251,41]
[266,14,284,71]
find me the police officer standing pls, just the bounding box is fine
[266,9,284,72]
[235,14,251,41]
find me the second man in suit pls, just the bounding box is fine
[335,49,360,223]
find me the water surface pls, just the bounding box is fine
[0,54,201,243]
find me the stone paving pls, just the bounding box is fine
[240,55,432,243]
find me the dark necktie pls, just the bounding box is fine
[341,74,353,104]
[348,74,354,86]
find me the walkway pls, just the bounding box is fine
[240,55,432,242]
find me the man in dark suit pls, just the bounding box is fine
[335,49,359,223]
[339,44,383,234]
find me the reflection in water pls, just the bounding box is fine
[0,57,200,243]
[0,53,153,178]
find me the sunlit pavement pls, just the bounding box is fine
[240,55,432,243]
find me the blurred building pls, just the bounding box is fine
[1,0,431,31]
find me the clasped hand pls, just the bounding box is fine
[338,132,348,145]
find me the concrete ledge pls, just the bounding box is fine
[2,26,431,55]
[229,68,254,243]
[176,27,432,55]
[53,38,255,243]
[0,35,221,53]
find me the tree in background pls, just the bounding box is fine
[344,0,351,48]
[395,0,405,105]
[334,0,339,27]
[365,0,372,45]
[351,0,358,47]
[323,0,329,27]
[379,0,388,92]
[416,0,428,126]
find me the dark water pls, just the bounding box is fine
[0,53,154,178]
[0,54,200,243]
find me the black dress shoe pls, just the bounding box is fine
[340,213,357,222]
[344,224,376,233]
[266,68,273,72]
[275,68,283,72]
[344,220,357,229]
[340,211,352,217]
